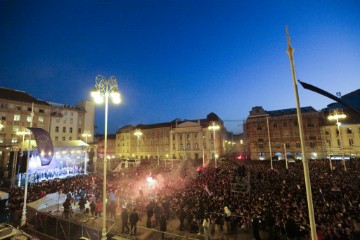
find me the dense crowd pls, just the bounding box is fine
[5,158,360,239]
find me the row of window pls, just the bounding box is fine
[325,127,359,135]
[256,121,318,130]
[55,126,82,134]
[54,136,77,141]
[326,138,355,147]
[0,103,45,113]
[5,114,44,123]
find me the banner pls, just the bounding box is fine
[27,127,54,166]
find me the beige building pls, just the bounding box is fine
[49,101,95,144]
[244,106,325,160]
[321,108,360,159]
[115,113,226,162]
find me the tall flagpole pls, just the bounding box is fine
[21,102,34,226]
[286,26,317,240]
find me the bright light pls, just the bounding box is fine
[91,89,104,104]
[134,129,143,137]
[328,114,346,120]
[111,90,121,104]
[16,131,30,136]
[208,124,220,130]
[146,176,157,187]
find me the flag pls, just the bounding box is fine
[27,127,54,166]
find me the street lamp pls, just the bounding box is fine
[21,103,34,227]
[134,129,143,159]
[82,133,92,143]
[328,108,347,171]
[208,121,220,168]
[16,130,30,187]
[91,75,121,240]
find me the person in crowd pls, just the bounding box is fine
[251,214,261,240]
[146,202,153,228]
[129,208,139,236]
[121,207,129,234]
[177,206,186,231]
[203,214,210,240]
[224,206,232,233]
[90,199,96,216]
[63,198,71,218]
[78,197,87,217]
[154,202,161,227]
[285,214,298,240]
[159,212,167,240]
[95,200,102,218]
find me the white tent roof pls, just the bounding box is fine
[17,140,88,150]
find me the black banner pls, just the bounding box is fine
[27,127,54,166]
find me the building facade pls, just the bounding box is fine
[321,108,360,159]
[115,113,226,162]
[49,101,95,144]
[244,106,325,160]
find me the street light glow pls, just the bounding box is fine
[91,75,121,240]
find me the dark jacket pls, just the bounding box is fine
[130,210,139,224]
[160,215,167,231]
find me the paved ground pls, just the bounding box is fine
[28,202,254,240]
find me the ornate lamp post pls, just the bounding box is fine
[91,75,121,240]
[208,121,220,168]
[82,133,92,143]
[21,103,34,227]
[328,108,347,171]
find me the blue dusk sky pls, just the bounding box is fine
[1,0,359,134]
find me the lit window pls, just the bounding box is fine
[14,114,20,121]
[26,115,32,122]
[349,139,354,146]
[38,116,44,123]
[12,137,18,143]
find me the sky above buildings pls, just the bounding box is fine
[1,0,359,134]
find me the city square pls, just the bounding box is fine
[1,1,360,240]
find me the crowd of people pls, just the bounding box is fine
[4,157,360,239]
